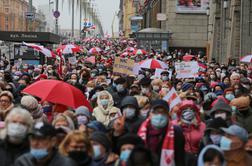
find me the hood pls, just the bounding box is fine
[97,90,114,109]
[210,99,232,116]
[120,96,139,110]
[197,145,226,166]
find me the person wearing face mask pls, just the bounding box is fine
[14,122,77,166]
[224,88,235,103]
[210,99,233,126]
[199,118,227,150]
[160,71,170,82]
[90,131,118,166]
[120,96,144,133]
[230,95,252,133]
[151,79,162,93]
[75,106,91,128]
[92,90,120,127]
[139,77,159,100]
[177,100,206,166]
[0,108,33,166]
[230,72,240,86]
[114,134,145,166]
[109,77,128,108]
[220,124,252,166]
[138,99,185,166]
[59,131,94,166]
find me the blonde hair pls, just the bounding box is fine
[59,130,93,156]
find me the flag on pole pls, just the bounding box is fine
[163,87,182,110]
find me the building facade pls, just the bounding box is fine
[208,0,252,63]
[0,0,46,32]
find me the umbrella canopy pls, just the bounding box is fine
[183,55,196,61]
[120,52,130,57]
[88,47,102,54]
[139,59,168,69]
[57,44,81,54]
[240,55,252,63]
[22,80,92,110]
[133,49,147,55]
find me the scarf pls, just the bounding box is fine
[138,118,175,166]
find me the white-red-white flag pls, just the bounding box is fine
[163,87,182,110]
[23,42,56,58]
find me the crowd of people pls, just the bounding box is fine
[0,38,251,166]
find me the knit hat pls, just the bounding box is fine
[90,131,111,152]
[21,95,38,111]
[230,96,250,111]
[75,106,91,118]
[210,99,232,116]
[0,91,14,102]
[151,99,169,112]
[117,134,144,150]
[86,121,107,133]
[181,83,193,92]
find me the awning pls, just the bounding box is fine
[0,31,60,44]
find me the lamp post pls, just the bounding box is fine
[206,5,210,41]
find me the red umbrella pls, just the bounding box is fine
[133,49,147,55]
[125,47,135,52]
[183,55,196,61]
[56,44,81,54]
[139,59,168,69]
[22,80,92,110]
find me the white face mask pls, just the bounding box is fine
[152,85,160,92]
[141,87,150,95]
[7,122,28,142]
[123,108,136,119]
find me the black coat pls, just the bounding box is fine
[0,138,30,166]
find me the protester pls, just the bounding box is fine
[0,90,14,120]
[14,122,77,166]
[59,130,93,166]
[138,99,185,166]
[220,124,252,165]
[92,90,120,127]
[20,95,47,123]
[0,108,33,166]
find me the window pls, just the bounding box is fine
[5,24,8,31]
[4,8,9,13]
[5,16,8,23]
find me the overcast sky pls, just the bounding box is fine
[33,0,119,34]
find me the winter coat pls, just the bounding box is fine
[108,86,128,108]
[197,145,226,166]
[92,90,120,127]
[234,107,252,134]
[120,96,144,133]
[177,100,206,154]
[0,138,30,166]
[14,148,77,166]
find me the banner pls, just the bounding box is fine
[163,87,182,110]
[175,61,199,78]
[113,57,135,76]
[176,0,209,13]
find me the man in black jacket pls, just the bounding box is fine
[14,122,77,166]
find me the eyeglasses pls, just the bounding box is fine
[0,100,10,103]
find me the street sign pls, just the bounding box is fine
[53,10,60,18]
[25,12,35,20]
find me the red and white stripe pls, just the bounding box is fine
[23,42,56,58]
[56,44,81,54]
[139,59,168,69]
[163,87,182,110]
[240,54,252,63]
[133,49,147,55]
[88,47,102,54]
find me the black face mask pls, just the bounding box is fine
[68,151,91,164]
